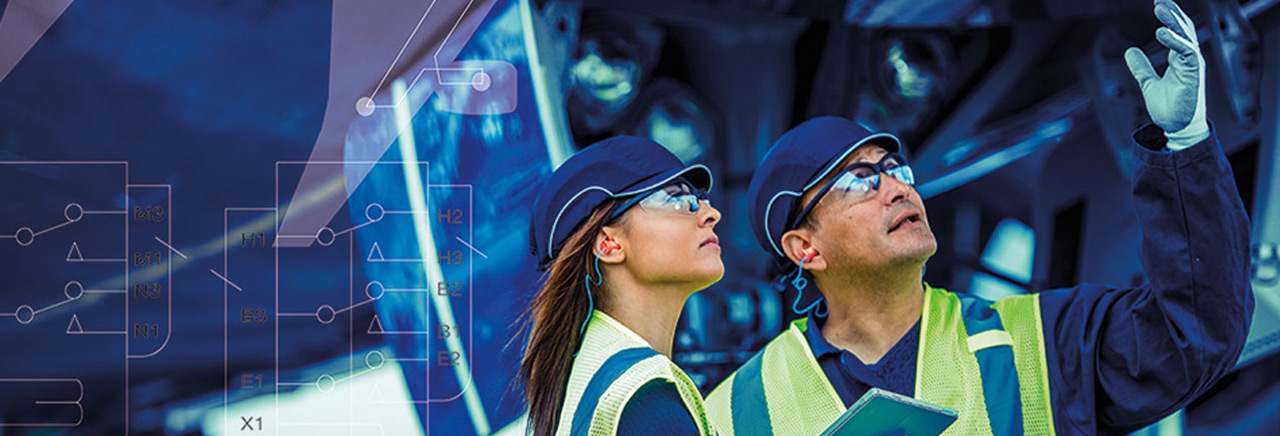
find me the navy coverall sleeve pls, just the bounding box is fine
[1037,123,1254,434]
[616,379,701,435]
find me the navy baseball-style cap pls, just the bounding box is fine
[747,116,902,260]
[530,135,713,269]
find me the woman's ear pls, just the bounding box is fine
[593,229,626,264]
[781,229,826,272]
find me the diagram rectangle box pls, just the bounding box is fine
[126,184,172,358]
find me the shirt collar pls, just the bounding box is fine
[801,309,925,363]
[804,314,844,358]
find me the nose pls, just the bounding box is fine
[699,201,721,228]
[880,174,911,206]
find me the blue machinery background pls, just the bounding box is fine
[1,0,1280,434]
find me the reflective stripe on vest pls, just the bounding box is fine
[556,310,712,436]
[705,318,845,436]
[729,351,772,434]
[569,347,659,436]
[993,291,1056,435]
[957,291,1023,436]
[704,284,1054,436]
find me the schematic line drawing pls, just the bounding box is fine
[0,161,174,434]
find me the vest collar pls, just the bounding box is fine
[584,309,655,350]
[803,283,934,361]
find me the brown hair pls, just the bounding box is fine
[519,199,625,436]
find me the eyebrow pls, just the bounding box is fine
[663,182,692,193]
[851,148,889,164]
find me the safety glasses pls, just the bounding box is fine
[790,153,915,228]
[609,180,710,222]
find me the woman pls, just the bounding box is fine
[521,135,723,436]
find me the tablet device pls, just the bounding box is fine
[820,388,958,436]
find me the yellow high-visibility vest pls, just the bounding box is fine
[705,284,1054,436]
[555,310,714,436]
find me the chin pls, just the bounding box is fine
[894,237,937,264]
[920,234,938,254]
[912,228,938,250]
[914,241,939,260]
[690,264,725,291]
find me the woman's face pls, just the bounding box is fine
[607,182,724,292]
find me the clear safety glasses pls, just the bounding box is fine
[609,181,710,222]
[790,153,915,228]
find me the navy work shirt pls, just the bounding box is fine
[803,123,1255,434]
[616,379,701,435]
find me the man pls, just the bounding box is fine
[704,1,1254,434]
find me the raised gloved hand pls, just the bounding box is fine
[1124,0,1208,151]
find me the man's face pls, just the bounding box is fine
[798,144,937,274]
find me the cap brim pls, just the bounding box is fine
[543,163,713,264]
[802,133,902,191]
[618,164,714,197]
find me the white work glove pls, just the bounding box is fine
[1124,0,1209,151]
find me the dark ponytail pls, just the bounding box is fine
[519,200,624,436]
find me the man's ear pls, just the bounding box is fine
[781,229,826,272]
[593,227,626,264]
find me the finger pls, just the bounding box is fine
[1156,26,1196,57]
[1162,0,1194,29]
[1155,0,1198,44]
[1153,3,1182,37]
[1124,47,1159,89]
